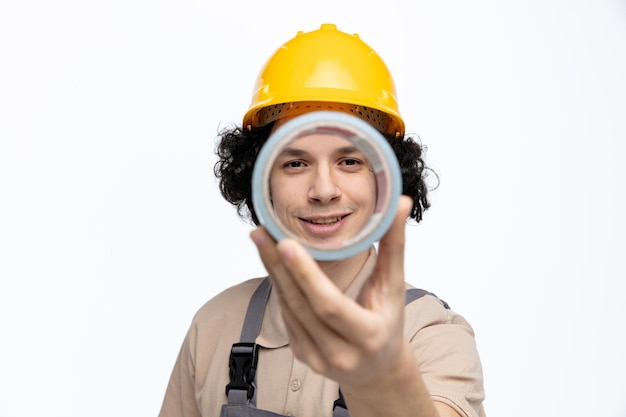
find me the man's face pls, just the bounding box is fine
[269,133,377,249]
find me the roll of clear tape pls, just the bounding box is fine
[252,111,402,260]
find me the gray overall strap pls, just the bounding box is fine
[406,288,450,310]
[226,278,272,407]
[333,287,450,417]
[241,278,273,343]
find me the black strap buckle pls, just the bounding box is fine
[333,389,347,411]
[225,343,259,399]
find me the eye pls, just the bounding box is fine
[285,160,305,169]
[339,158,364,171]
[342,158,360,166]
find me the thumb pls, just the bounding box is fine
[374,195,413,287]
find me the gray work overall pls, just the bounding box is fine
[220,278,449,417]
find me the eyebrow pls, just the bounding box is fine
[277,145,361,158]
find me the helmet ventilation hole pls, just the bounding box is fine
[258,102,388,133]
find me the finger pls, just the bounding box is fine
[275,239,341,300]
[250,227,283,276]
[273,269,365,378]
[255,237,360,372]
[276,239,378,344]
[369,195,413,299]
[250,227,300,301]
[282,300,365,378]
[277,293,332,374]
[251,230,334,341]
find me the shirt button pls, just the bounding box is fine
[290,379,301,392]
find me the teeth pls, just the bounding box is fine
[309,217,341,224]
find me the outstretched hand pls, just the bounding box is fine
[250,195,450,417]
[250,196,414,388]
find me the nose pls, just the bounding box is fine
[308,165,341,203]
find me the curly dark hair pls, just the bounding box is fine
[214,122,434,226]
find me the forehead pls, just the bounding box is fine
[277,133,361,158]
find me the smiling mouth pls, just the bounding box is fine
[302,215,347,225]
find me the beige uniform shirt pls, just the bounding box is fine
[159,248,486,417]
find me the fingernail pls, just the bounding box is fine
[250,229,269,248]
[278,240,296,261]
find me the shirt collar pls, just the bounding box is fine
[256,246,377,348]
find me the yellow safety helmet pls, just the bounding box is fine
[243,23,405,137]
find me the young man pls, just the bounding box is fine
[159,24,486,417]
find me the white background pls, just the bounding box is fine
[1,1,625,416]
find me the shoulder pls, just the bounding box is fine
[404,292,480,372]
[179,278,268,381]
[403,285,486,417]
[190,277,266,328]
[403,284,475,338]
[183,277,266,349]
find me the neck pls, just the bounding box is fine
[318,249,371,292]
